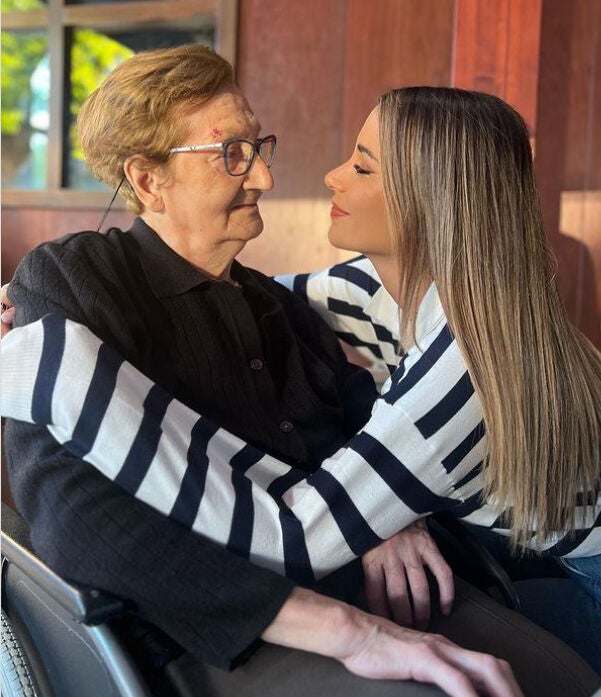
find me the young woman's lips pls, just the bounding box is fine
[330,202,349,218]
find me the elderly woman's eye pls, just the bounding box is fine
[225,142,247,168]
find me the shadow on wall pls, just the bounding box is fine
[545,191,601,349]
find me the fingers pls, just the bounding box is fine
[382,559,414,627]
[403,563,430,629]
[0,283,10,306]
[423,544,455,616]
[362,560,392,620]
[436,642,524,697]
[1,305,15,338]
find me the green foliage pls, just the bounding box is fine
[70,29,133,162]
[1,0,44,11]
[1,30,46,135]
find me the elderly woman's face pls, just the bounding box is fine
[149,88,273,266]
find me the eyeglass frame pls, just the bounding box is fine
[169,134,277,176]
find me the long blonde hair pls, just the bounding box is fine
[379,87,601,547]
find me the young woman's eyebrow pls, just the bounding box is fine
[357,143,378,161]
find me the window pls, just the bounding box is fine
[1,0,238,207]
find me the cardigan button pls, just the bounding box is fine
[279,420,294,433]
[249,358,264,371]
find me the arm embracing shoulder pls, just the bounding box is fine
[3,417,294,669]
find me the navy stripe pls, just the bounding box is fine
[169,419,220,528]
[384,324,454,404]
[337,331,384,361]
[268,468,310,499]
[31,314,66,424]
[115,384,172,492]
[540,508,601,556]
[453,460,483,490]
[279,504,315,585]
[229,444,265,474]
[292,273,309,302]
[415,372,474,439]
[441,422,485,474]
[227,471,254,559]
[328,299,399,356]
[373,322,399,352]
[448,493,484,518]
[63,343,125,458]
[351,432,458,513]
[306,468,381,555]
[329,260,380,296]
[328,297,372,322]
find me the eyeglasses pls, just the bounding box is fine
[169,134,277,176]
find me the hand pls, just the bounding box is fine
[1,284,14,338]
[339,608,522,697]
[362,519,454,629]
[263,588,523,697]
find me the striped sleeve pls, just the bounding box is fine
[2,315,598,582]
[276,257,400,376]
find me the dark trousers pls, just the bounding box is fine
[166,579,600,697]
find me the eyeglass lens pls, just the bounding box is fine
[224,137,276,175]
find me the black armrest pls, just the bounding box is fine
[1,502,128,625]
[428,513,521,611]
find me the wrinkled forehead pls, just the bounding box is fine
[182,88,261,139]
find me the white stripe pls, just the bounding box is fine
[1,321,45,422]
[136,399,200,512]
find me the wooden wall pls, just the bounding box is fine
[2,0,600,346]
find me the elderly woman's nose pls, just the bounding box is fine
[245,156,274,190]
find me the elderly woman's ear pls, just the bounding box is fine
[123,156,165,213]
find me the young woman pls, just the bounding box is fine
[3,87,600,677]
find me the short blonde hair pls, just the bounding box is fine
[77,43,234,213]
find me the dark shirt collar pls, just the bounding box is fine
[128,217,250,298]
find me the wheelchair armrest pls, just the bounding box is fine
[1,502,128,625]
[428,513,521,611]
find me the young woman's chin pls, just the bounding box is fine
[327,225,364,255]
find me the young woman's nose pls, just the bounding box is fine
[324,163,345,191]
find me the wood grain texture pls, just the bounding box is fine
[536,0,601,346]
[341,0,454,156]
[236,0,347,199]
[453,0,542,130]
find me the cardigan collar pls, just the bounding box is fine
[128,217,248,299]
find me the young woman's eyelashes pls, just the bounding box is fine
[353,164,372,175]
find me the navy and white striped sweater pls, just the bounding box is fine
[2,256,599,583]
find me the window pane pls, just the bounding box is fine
[1,30,48,189]
[1,0,44,11]
[68,29,134,190]
[68,26,215,189]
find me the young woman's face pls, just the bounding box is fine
[324,107,391,257]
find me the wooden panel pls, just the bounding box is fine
[453,0,542,130]
[536,0,601,347]
[342,0,455,156]
[234,0,349,274]
[236,0,348,199]
[1,208,134,282]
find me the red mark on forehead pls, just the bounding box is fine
[211,128,222,139]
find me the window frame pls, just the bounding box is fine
[2,0,239,209]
